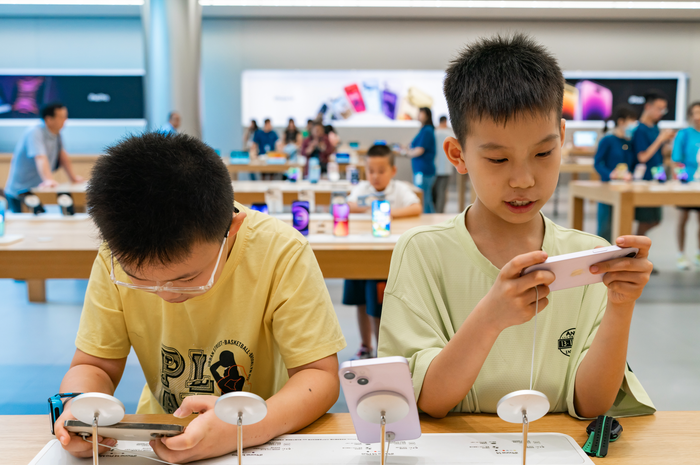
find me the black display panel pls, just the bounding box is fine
[0,75,144,119]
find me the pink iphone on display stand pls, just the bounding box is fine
[521,245,639,292]
[339,357,421,444]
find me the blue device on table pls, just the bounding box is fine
[230,151,251,165]
[48,393,82,435]
[250,203,269,214]
[292,200,310,236]
[336,153,350,164]
[308,157,321,184]
[372,200,391,237]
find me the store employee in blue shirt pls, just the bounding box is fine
[630,90,675,237]
[405,107,437,213]
[253,118,279,156]
[671,101,700,270]
[594,105,637,242]
[4,103,84,212]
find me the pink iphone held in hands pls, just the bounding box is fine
[522,245,639,291]
[339,356,421,444]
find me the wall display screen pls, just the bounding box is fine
[0,72,144,120]
[242,70,687,128]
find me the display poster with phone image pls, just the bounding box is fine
[562,72,686,127]
[0,72,144,120]
[242,70,686,128]
[292,200,310,236]
[332,203,350,237]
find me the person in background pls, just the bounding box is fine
[324,124,341,149]
[4,102,83,212]
[253,119,279,156]
[631,90,675,239]
[302,119,314,139]
[404,107,437,213]
[433,115,455,213]
[594,105,638,242]
[284,118,302,147]
[243,120,258,151]
[671,101,700,270]
[344,145,421,359]
[302,122,334,174]
[161,111,181,134]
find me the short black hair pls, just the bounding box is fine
[603,104,637,134]
[643,89,668,107]
[439,116,448,124]
[367,144,395,166]
[687,101,700,117]
[168,111,179,121]
[444,33,564,146]
[41,103,66,120]
[87,132,234,269]
[264,118,271,124]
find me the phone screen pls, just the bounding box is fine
[292,200,310,236]
[344,84,366,113]
[332,203,350,237]
[372,200,391,237]
[250,203,269,214]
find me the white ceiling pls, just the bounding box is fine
[1,1,700,20]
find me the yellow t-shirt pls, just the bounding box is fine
[378,208,655,419]
[76,203,347,414]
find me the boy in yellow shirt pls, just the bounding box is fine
[53,132,346,463]
[378,34,655,420]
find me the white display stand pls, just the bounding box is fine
[30,433,594,465]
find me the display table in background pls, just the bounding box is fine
[4,412,698,465]
[0,213,448,302]
[569,180,700,238]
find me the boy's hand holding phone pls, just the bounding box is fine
[478,251,555,333]
[55,400,117,457]
[590,236,653,306]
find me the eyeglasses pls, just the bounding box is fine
[110,233,228,295]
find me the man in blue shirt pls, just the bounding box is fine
[630,90,675,237]
[160,111,181,134]
[4,103,83,212]
[406,107,437,213]
[253,118,279,156]
[671,101,700,269]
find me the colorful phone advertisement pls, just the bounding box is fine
[332,203,350,237]
[382,90,397,120]
[344,84,366,113]
[292,200,310,236]
[250,203,269,214]
[372,200,391,238]
[562,83,578,120]
[576,80,613,121]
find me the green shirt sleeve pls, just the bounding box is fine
[566,283,656,419]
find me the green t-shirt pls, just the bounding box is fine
[378,208,655,419]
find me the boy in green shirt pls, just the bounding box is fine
[378,34,655,420]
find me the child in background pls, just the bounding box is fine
[379,34,654,420]
[672,101,700,269]
[344,144,421,359]
[631,91,676,238]
[594,105,638,242]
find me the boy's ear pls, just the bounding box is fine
[559,118,566,147]
[444,137,468,174]
[391,164,397,176]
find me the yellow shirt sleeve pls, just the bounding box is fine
[269,240,347,369]
[75,245,131,360]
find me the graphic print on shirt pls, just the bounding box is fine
[558,328,576,357]
[156,340,254,413]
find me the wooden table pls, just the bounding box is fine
[31,180,416,210]
[225,159,365,181]
[4,412,697,464]
[569,180,700,238]
[0,213,449,302]
[0,153,98,189]
[551,162,600,217]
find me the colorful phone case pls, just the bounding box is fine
[332,203,350,237]
[339,357,421,444]
[292,200,310,236]
[372,200,391,237]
